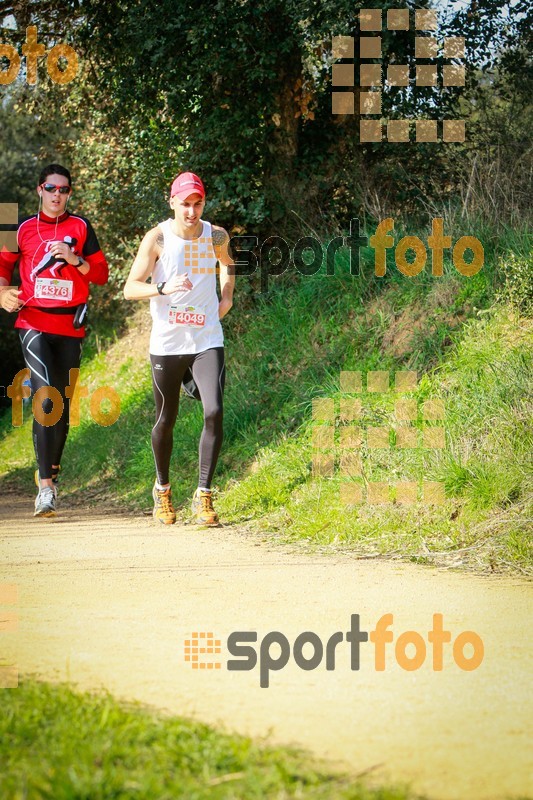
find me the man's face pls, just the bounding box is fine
[38,173,71,217]
[170,192,205,228]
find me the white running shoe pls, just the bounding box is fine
[34,486,57,517]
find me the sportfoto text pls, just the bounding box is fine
[225,613,484,687]
[0,26,78,85]
[7,368,120,428]
[230,217,484,291]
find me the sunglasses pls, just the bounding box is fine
[41,183,71,195]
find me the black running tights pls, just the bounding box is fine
[149,347,225,488]
[19,329,82,480]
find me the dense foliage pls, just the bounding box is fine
[0,0,531,401]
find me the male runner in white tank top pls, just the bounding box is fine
[124,172,235,525]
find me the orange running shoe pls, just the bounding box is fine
[191,489,220,526]
[152,483,176,525]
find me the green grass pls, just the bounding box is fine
[219,308,532,573]
[0,678,421,800]
[0,221,531,572]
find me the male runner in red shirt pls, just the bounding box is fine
[0,164,109,516]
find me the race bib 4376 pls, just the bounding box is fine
[34,278,73,302]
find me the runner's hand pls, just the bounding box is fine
[49,241,78,264]
[163,274,193,295]
[0,287,22,313]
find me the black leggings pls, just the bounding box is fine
[19,329,82,480]
[150,347,225,488]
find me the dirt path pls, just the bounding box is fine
[1,497,531,800]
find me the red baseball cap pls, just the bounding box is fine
[170,172,205,199]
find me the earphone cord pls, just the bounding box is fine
[35,191,60,247]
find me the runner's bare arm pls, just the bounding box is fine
[213,226,235,320]
[123,228,192,299]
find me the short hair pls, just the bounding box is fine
[38,163,72,187]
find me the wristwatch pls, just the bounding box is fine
[157,282,166,295]
[76,257,84,267]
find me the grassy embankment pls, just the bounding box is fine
[0,679,421,800]
[0,219,531,572]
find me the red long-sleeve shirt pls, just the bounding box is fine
[0,211,109,337]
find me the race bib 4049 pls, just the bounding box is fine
[34,278,73,302]
[168,304,206,328]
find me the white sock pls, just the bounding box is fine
[198,487,211,493]
[156,482,170,491]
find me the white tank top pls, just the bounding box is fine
[149,219,224,355]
